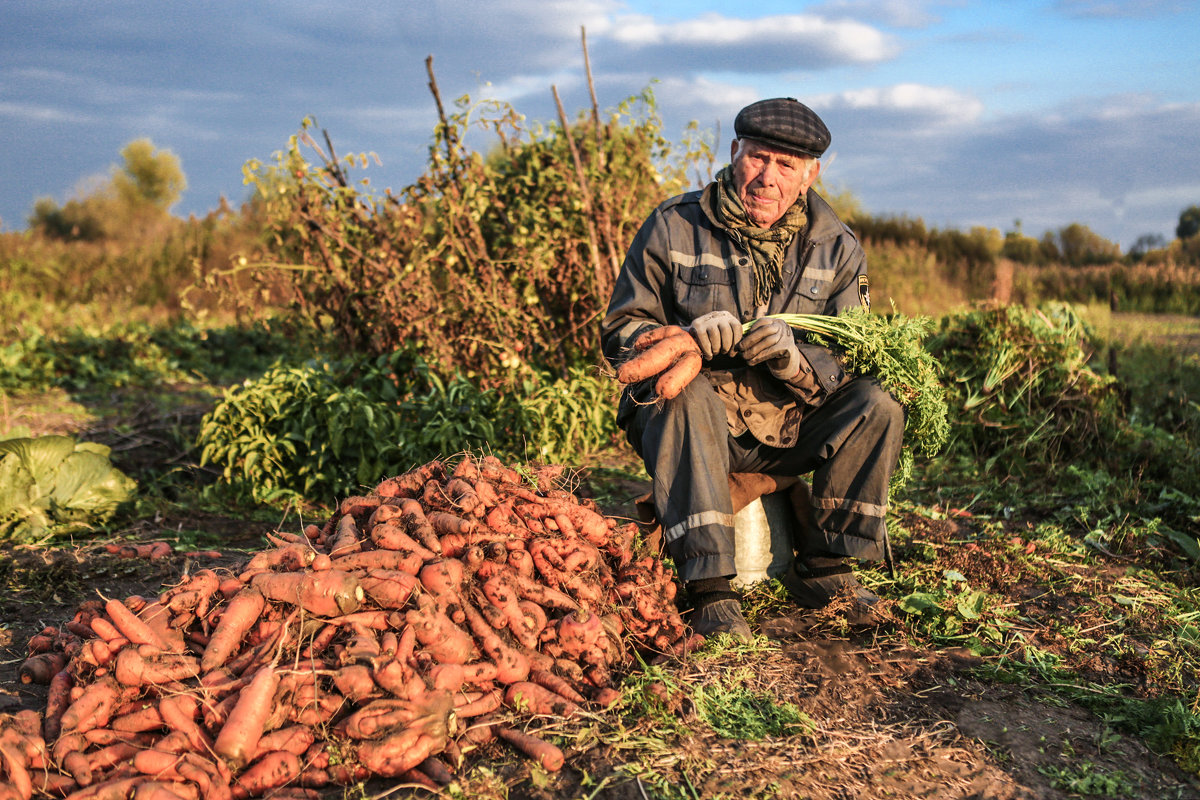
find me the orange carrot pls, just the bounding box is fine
[655,350,702,399]
[157,695,210,754]
[326,514,362,558]
[214,664,278,769]
[254,725,314,758]
[454,688,503,718]
[201,587,265,673]
[230,751,300,800]
[633,324,688,351]
[332,665,377,702]
[357,569,418,609]
[445,478,483,516]
[243,544,314,574]
[249,570,363,617]
[418,558,465,599]
[330,549,423,576]
[339,495,382,519]
[398,498,441,553]
[504,681,581,717]
[530,669,586,704]
[460,600,530,685]
[368,523,438,560]
[136,600,186,654]
[60,676,120,736]
[427,511,476,538]
[356,729,439,778]
[111,704,165,733]
[617,333,698,384]
[104,598,166,651]
[405,595,477,665]
[113,649,201,688]
[496,727,565,771]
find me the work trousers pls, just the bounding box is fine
[622,375,904,583]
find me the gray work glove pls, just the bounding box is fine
[739,317,807,381]
[689,310,743,360]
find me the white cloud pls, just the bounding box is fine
[607,12,896,63]
[0,101,93,124]
[808,0,962,29]
[812,83,984,125]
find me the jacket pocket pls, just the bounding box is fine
[674,255,736,320]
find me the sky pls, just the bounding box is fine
[2,0,1198,250]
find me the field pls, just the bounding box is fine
[4,93,1200,798]
[1,308,1199,800]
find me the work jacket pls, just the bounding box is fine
[600,182,870,448]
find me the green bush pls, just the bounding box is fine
[196,354,620,504]
[927,303,1200,503]
[929,303,1123,475]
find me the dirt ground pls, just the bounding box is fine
[3,496,1199,800]
[2,398,1198,798]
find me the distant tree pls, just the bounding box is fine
[1178,205,1200,241]
[1050,222,1121,266]
[28,194,109,241]
[1002,229,1043,264]
[112,139,186,213]
[1039,231,1062,263]
[1128,233,1167,262]
[27,138,186,240]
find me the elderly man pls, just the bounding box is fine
[600,98,904,638]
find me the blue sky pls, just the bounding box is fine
[2,0,1198,249]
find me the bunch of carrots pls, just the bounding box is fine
[2,455,699,799]
[616,325,703,400]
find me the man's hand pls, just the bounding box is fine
[689,311,743,360]
[739,317,804,380]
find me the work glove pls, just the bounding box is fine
[688,310,743,360]
[739,317,807,381]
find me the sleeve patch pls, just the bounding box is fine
[857,275,871,311]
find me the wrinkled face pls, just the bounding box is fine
[730,138,821,228]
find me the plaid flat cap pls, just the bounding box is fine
[734,98,830,158]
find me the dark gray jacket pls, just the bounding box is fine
[601,182,869,447]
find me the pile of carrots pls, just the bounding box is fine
[3,455,699,799]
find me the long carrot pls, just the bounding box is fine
[201,588,266,673]
[214,664,279,769]
[655,350,702,399]
[496,727,564,772]
[104,599,167,651]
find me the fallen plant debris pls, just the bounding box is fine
[0,454,699,798]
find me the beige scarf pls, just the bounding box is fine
[709,165,808,307]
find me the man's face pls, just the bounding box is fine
[730,138,821,228]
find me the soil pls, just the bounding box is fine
[2,412,1198,799]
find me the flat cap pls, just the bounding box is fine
[734,97,830,159]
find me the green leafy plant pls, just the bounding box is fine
[196,353,622,504]
[0,435,136,541]
[753,308,950,490]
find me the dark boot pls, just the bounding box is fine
[686,577,751,641]
[780,556,881,613]
[689,598,752,641]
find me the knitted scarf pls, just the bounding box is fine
[709,165,808,307]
